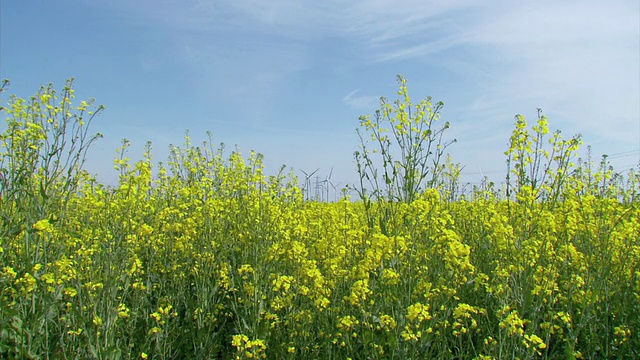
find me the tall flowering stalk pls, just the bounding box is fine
[354,75,455,233]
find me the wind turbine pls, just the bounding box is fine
[323,167,333,202]
[300,168,319,201]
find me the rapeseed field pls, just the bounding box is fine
[1,79,638,359]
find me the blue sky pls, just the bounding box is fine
[1,0,639,193]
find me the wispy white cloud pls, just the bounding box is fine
[343,89,380,110]
[372,34,469,62]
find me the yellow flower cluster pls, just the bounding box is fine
[232,334,267,359]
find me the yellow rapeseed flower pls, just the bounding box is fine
[1,266,17,280]
[33,219,53,233]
